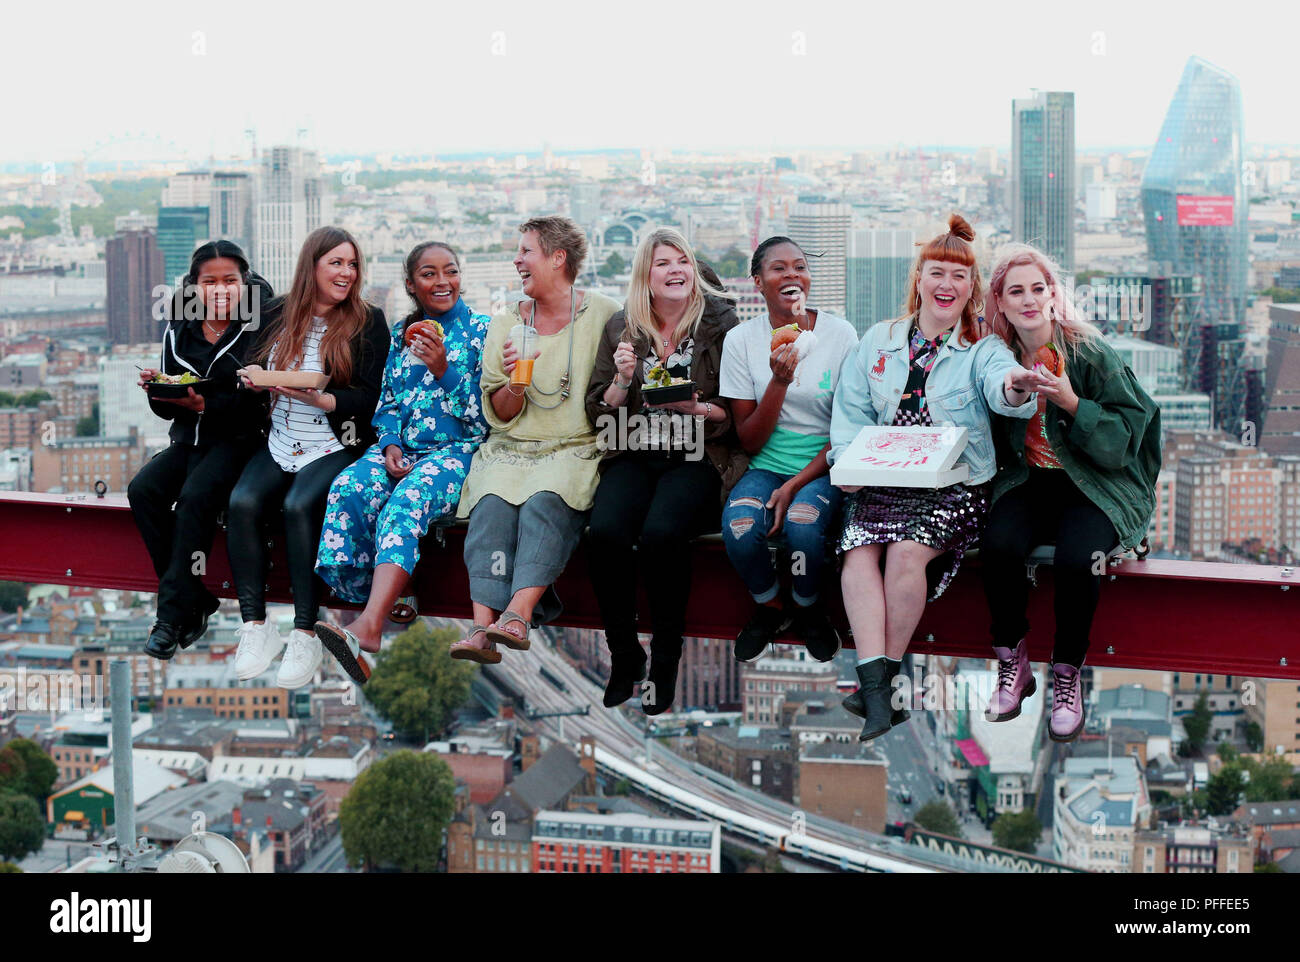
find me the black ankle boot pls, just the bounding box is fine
[642,654,680,716]
[854,659,893,741]
[884,659,911,728]
[603,649,647,708]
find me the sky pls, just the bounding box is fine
[3,0,1297,166]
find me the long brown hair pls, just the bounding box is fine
[255,226,371,385]
[894,213,984,346]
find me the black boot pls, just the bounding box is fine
[853,659,893,741]
[643,639,682,716]
[884,658,911,728]
[177,596,219,650]
[603,648,647,708]
[144,622,185,661]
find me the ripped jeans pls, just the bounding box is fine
[721,468,842,606]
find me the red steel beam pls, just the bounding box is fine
[0,492,1296,679]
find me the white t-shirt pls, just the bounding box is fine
[719,310,858,475]
[268,318,342,472]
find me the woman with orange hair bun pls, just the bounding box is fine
[828,214,1043,742]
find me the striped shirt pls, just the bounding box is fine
[268,318,342,472]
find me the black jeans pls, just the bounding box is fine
[226,446,357,631]
[586,452,721,663]
[128,438,259,625]
[980,467,1119,667]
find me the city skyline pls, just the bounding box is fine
[5,1,1300,164]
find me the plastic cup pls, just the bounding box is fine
[509,323,540,386]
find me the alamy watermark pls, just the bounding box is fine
[0,669,105,713]
[595,408,705,462]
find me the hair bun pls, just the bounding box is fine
[947,213,975,243]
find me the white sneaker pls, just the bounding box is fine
[234,621,285,681]
[276,629,322,689]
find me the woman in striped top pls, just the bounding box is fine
[226,226,389,690]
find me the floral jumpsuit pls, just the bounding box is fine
[315,299,489,603]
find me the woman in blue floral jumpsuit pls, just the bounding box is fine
[314,242,488,683]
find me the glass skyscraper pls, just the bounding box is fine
[157,206,210,288]
[1140,56,1247,427]
[1012,91,1075,272]
[846,229,915,336]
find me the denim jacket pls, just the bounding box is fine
[829,317,1034,484]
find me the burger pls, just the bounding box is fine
[403,319,444,347]
[771,323,801,351]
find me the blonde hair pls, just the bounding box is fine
[986,243,1102,364]
[623,228,727,346]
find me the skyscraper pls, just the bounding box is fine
[1011,91,1075,272]
[1141,57,1248,430]
[255,147,333,292]
[788,201,850,316]
[846,229,915,335]
[157,206,210,287]
[105,228,164,345]
[211,171,253,254]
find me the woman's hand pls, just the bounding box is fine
[647,391,707,416]
[502,338,518,378]
[157,387,205,413]
[384,445,414,479]
[411,330,448,379]
[836,484,863,494]
[1033,364,1080,416]
[769,343,799,386]
[613,340,637,383]
[1004,366,1045,400]
[238,364,267,392]
[270,385,337,412]
[766,480,799,536]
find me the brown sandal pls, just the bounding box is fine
[390,595,418,624]
[485,610,531,651]
[449,625,500,665]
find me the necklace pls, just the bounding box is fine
[523,287,578,409]
[203,319,229,339]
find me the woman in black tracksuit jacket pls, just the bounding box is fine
[128,240,273,659]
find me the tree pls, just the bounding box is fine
[991,810,1043,854]
[338,750,455,872]
[913,800,962,838]
[4,740,56,801]
[0,581,28,613]
[1244,721,1264,753]
[712,247,750,278]
[15,390,52,408]
[1242,756,1290,802]
[1218,742,1238,764]
[0,747,26,794]
[1183,692,1212,752]
[0,861,21,873]
[362,622,474,742]
[1205,765,1246,816]
[0,792,44,863]
[598,251,627,278]
[76,416,98,437]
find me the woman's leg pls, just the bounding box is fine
[350,451,468,650]
[979,481,1040,648]
[882,540,943,660]
[226,447,292,625]
[782,475,843,607]
[840,543,886,659]
[316,446,392,610]
[1049,491,1119,668]
[721,469,784,602]
[463,496,521,648]
[509,491,587,625]
[282,449,359,632]
[587,456,656,657]
[640,458,721,645]
[127,444,190,582]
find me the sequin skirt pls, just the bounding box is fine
[837,482,992,600]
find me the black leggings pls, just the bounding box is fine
[128,438,258,625]
[226,446,357,631]
[980,467,1118,667]
[586,452,721,661]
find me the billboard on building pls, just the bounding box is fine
[1176,196,1234,226]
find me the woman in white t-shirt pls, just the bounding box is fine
[719,237,859,664]
[226,227,390,690]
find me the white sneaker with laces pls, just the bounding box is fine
[276,629,322,689]
[234,621,285,681]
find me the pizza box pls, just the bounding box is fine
[830,425,971,488]
[238,368,329,390]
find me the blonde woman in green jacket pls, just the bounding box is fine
[980,244,1161,742]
